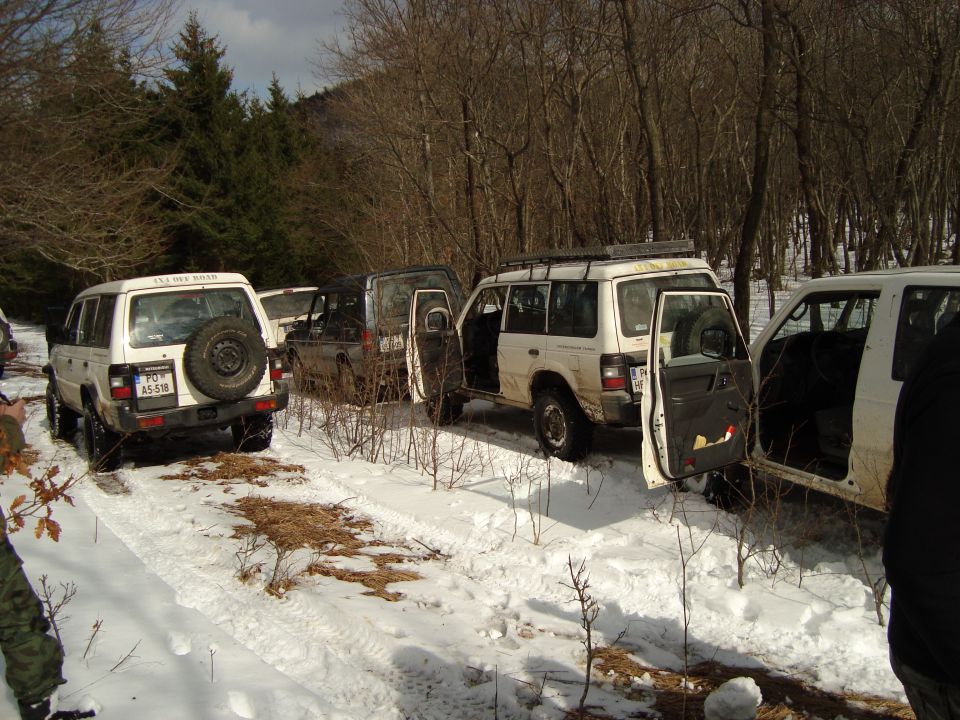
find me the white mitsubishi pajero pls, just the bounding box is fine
[406,241,752,477]
[44,273,288,471]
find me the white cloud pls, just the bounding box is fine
[175,0,347,97]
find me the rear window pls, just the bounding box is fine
[371,271,459,321]
[617,273,716,337]
[259,291,317,320]
[128,288,260,348]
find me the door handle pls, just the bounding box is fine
[67,359,72,364]
[528,349,539,357]
[727,401,740,411]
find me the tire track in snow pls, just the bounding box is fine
[77,465,529,720]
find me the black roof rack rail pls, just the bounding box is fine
[498,240,696,272]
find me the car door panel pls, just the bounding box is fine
[640,289,752,488]
[406,289,464,402]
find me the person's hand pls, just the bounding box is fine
[0,398,26,425]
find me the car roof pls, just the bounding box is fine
[317,265,458,292]
[790,265,960,289]
[477,257,715,285]
[76,273,252,298]
[256,286,319,297]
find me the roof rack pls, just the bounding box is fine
[498,240,696,272]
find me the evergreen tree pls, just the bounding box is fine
[158,12,245,274]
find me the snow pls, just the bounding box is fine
[703,677,762,720]
[0,313,901,720]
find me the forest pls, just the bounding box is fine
[2,0,959,328]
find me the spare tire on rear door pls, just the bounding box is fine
[183,317,267,401]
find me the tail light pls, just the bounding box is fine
[361,329,374,354]
[600,354,627,391]
[108,364,133,400]
[269,356,283,381]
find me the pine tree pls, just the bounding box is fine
[158,12,245,273]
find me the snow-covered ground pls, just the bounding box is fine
[0,303,904,720]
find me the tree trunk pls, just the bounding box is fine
[733,0,778,331]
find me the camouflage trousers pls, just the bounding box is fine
[0,510,65,707]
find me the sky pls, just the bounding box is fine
[172,1,349,98]
[0,299,908,720]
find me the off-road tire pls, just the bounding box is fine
[83,402,122,472]
[533,388,593,462]
[46,382,78,440]
[183,317,267,402]
[703,464,750,509]
[232,414,273,452]
[0,321,9,351]
[336,361,366,405]
[425,394,464,426]
[289,352,313,393]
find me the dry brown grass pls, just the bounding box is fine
[228,496,426,600]
[161,452,305,486]
[588,646,913,720]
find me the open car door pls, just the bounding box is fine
[406,289,464,403]
[640,289,753,488]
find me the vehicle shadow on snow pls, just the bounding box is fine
[517,596,908,720]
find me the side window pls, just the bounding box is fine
[770,292,877,343]
[464,286,506,324]
[340,293,364,343]
[893,287,960,380]
[65,302,83,344]
[92,295,116,348]
[504,284,549,334]
[78,298,99,346]
[548,282,598,338]
[320,294,340,340]
[320,292,363,342]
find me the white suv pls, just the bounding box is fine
[44,273,288,471]
[407,242,750,464]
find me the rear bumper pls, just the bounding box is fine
[115,386,289,435]
[601,391,640,426]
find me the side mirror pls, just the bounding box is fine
[701,327,734,360]
[292,319,307,331]
[425,309,449,332]
[46,324,68,346]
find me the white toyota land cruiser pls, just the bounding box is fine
[43,273,289,471]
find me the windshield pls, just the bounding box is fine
[371,272,459,321]
[129,288,260,348]
[617,273,715,337]
[259,291,317,320]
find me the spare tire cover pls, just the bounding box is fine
[183,317,267,401]
[672,307,736,358]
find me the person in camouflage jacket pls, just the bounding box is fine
[0,400,67,720]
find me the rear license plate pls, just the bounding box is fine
[135,366,175,398]
[379,334,404,352]
[630,366,642,393]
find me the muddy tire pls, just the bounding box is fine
[425,394,463,426]
[46,381,78,440]
[183,317,266,401]
[533,388,593,462]
[336,361,365,404]
[232,414,273,452]
[83,402,122,472]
